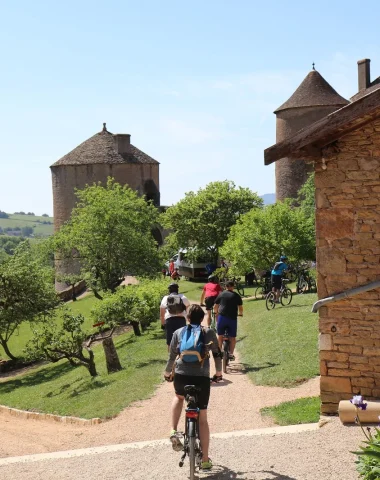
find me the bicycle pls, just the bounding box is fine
[296,266,317,294]
[210,308,217,331]
[266,279,293,310]
[220,276,245,296]
[222,327,230,374]
[254,277,272,299]
[178,385,203,480]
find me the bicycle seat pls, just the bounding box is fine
[282,279,290,283]
[184,385,201,395]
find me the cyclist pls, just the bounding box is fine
[160,283,190,350]
[271,255,288,303]
[164,304,222,471]
[200,275,223,327]
[214,281,243,361]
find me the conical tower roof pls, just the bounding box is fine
[51,124,159,167]
[274,70,349,113]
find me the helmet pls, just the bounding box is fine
[168,282,179,292]
[208,275,216,282]
[280,255,287,261]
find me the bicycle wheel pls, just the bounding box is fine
[254,286,264,299]
[309,278,317,293]
[236,283,245,297]
[281,288,293,306]
[297,279,308,294]
[222,340,229,373]
[188,423,196,480]
[266,292,276,310]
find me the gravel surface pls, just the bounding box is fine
[0,419,362,480]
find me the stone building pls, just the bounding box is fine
[274,69,349,201]
[50,123,161,289]
[265,64,380,414]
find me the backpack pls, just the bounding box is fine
[273,261,283,271]
[166,293,185,314]
[178,325,208,365]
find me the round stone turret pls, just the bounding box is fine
[275,69,349,201]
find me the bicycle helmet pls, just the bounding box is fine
[208,275,217,282]
[168,282,179,293]
[280,255,287,261]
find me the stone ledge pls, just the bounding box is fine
[0,404,104,425]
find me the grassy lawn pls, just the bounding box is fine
[0,323,167,419]
[261,396,321,425]
[0,214,54,237]
[237,291,319,387]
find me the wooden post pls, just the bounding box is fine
[102,337,122,373]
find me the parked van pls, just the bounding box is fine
[176,248,219,280]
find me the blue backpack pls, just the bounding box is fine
[178,325,207,365]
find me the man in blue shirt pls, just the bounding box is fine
[271,255,288,303]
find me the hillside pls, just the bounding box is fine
[261,193,275,205]
[0,213,54,237]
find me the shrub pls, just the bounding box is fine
[91,278,168,334]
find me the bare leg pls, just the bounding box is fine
[199,410,210,461]
[206,311,211,327]
[218,335,223,350]
[229,337,237,354]
[171,395,184,431]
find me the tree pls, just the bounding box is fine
[295,172,315,234]
[161,181,263,263]
[0,242,58,360]
[221,201,315,274]
[54,178,161,298]
[26,310,97,377]
[21,226,34,237]
[0,211,9,219]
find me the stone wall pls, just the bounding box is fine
[315,117,380,413]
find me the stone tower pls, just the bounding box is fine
[274,69,349,201]
[50,123,160,289]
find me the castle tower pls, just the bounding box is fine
[50,123,160,290]
[274,69,349,201]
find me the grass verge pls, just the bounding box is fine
[261,396,321,425]
[0,322,167,418]
[237,292,319,387]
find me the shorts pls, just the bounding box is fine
[174,374,210,410]
[205,296,218,311]
[165,316,186,345]
[217,315,237,338]
[271,274,282,289]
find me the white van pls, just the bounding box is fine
[176,248,219,280]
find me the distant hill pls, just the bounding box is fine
[261,193,275,205]
[0,213,54,237]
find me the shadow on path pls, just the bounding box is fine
[197,465,297,479]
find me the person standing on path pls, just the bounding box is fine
[200,275,223,327]
[164,304,222,471]
[160,283,190,350]
[214,281,243,360]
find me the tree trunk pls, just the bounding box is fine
[71,284,77,301]
[102,337,122,373]
[0,338,17,361]
[82,348,97,377]
[131,321,141,336]
[93,289,103,300]
[87,360,98,377]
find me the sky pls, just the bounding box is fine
[1,0,380,216]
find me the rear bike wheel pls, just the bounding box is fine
[188,422,196,480]
[254,286,264,299]
[280,288,293,306]
[236,282,245,297]
[222,340,229,373]
[266,292,276,310]
[297,278,308,294]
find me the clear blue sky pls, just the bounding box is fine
[1,0,380,215]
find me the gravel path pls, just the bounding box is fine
[0,419,362,479]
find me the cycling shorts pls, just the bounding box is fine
[165,316,186,346]
[217,315,237,338]
[174,374,210,410]
[271,274,282,290]
[205,296,218,311]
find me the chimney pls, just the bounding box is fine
[358,59,371,91]
[113,134,131,154]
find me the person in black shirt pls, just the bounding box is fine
[214,281,243,360]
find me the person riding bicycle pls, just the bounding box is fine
[164,304,222,471]
[271,255,288,304]
[214,281,243,361]
[160,283,190,350]
[200,275,223,327]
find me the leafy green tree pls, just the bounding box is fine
[0,242,58,360]
[54,178,161,298]
[296,172,315,221]
[26,310,97,377]
[0,211,9,219]
[221,201,315,274]
[161,180,262,262]
[21,226,34,237]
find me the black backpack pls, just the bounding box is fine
[166,293,186,314]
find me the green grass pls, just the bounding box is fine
[0,323,167,419]
[261,396,321,425]
[0,214,54,237]
[237,291,319,387]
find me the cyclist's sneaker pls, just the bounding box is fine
[201,458,213,470]
[169,430,183,451]
[211,374,223,383]
[229,354,235,361]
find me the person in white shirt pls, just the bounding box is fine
[160,283,190,349]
